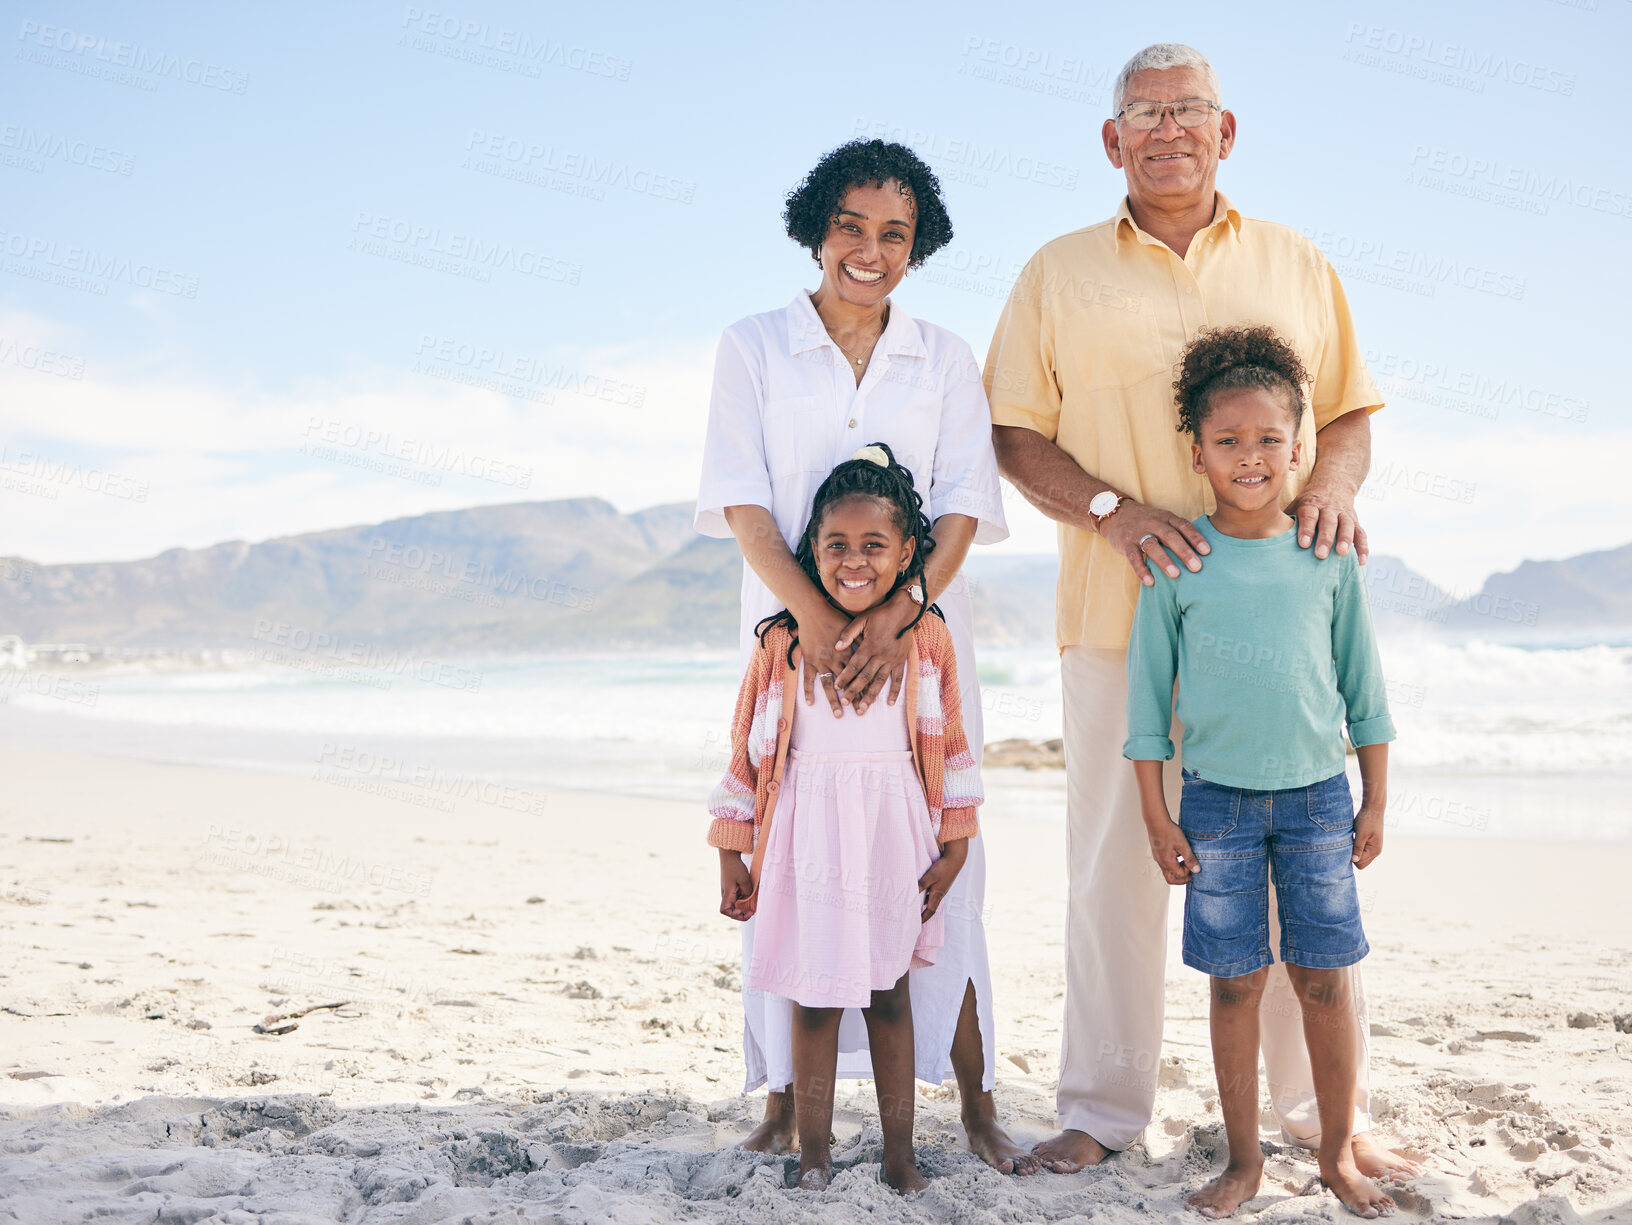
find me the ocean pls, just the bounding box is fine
[3,638,1629,842]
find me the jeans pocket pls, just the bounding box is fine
[1178,778,1238,840]
[1306,774,1357,834]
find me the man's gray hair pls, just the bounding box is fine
[1112,43,1221,115]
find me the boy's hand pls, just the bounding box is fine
[1146,818,1199,885]
[919,838,968,921]
[1352,804,1384,869]
[719,851,756,921]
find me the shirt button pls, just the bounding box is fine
[776,717,787,731]
[1184,287,1193,294]
[767,780,779,793]
[848,419,857,428]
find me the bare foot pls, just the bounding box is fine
[797,1163,834,1191]
[1351,1133,1420,1182]
[964,1101,1043,1174]
[882,1155,929,1194]
[740,1093,797,1155]
[1186,1161,1264,1219]
[1031,1128,1110,1173]
[1320,1151,1395,1219]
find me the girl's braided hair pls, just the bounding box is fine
[755,442,942,668]
[1172,324,1310,436]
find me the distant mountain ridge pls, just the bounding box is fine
[0,499,1626,653]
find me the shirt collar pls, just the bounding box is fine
[786,290,928,360]
[1114,191,1242,247]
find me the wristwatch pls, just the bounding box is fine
[1089,490,1129,532]
[905,582,925,605]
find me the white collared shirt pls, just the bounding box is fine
[697,290,1008,658]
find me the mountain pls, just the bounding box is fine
[1,502,1626,654]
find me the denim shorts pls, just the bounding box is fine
[1177,768,1369,978]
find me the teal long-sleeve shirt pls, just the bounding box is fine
[1123,516,1396,790]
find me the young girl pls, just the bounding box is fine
[708,443,982,1194]
[1123,327,1397,1220]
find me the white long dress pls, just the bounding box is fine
[696,290,1008,1091]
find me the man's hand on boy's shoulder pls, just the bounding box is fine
[1351,805,1384,869]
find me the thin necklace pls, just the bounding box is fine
[833,323,882,368]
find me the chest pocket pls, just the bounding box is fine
[763,395,834,483]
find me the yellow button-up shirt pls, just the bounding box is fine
[984,192,1384,651]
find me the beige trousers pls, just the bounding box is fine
[1058,646,1371,1151]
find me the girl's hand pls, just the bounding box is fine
[919,837,968,921]
[833,589,916,715]
[800,602,857,716]
[719,850,756,921]
[1146,818,1199,885]
[1352,804,1385,869]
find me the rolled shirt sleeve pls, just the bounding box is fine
[983,253,1061,440]
[695,327,773,538]
[1332,554,1396,748]
[928,341,1009,545]
[1123,575,1181,761]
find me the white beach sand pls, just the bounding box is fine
[2,746,1630,1223]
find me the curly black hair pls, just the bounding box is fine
[755,442,942,668]
[783,139,953,269]
[1172,325,1310,436]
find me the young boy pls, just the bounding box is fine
[1123,325,1397,1220]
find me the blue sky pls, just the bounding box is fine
[1,0,1625,593]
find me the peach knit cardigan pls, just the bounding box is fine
[706,613,982,858]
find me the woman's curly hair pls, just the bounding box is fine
[783,139,953,268]
[1172,325,1310,436]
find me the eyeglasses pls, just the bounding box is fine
[1114,98,1221,130]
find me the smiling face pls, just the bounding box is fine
[1191,386,1303,520]
[813,494,915,615]
[815,180,917,308]
[1102,66,1235,213]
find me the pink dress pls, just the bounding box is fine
[747,663,946,1009]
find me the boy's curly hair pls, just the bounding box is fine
[783,139,953,269]
[1172,325,1310,436]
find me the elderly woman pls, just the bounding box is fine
[696,139,1035,1174]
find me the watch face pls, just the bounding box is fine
[1089,490,1120,517]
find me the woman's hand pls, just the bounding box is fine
[919,837,968,922]
[832,589,916,715]
[798,601,857,716]
[719,850,756,921]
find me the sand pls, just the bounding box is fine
[2,745,1630,1223]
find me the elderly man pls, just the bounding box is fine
[985,43,1420,1182]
